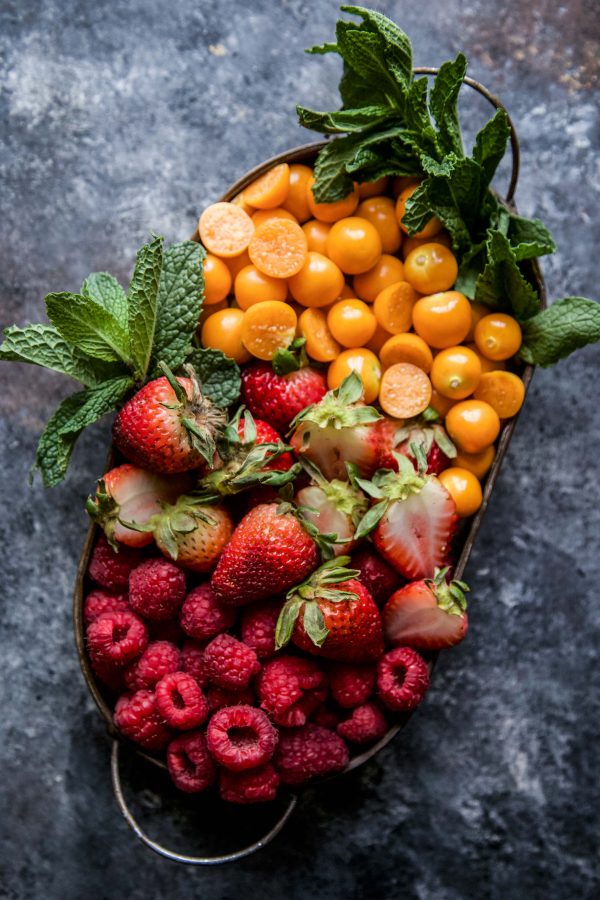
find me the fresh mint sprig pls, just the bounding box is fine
[0,236,241,486]
[299,5,600,367]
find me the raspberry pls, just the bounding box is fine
[167,730,216,793]
[91,657,126,692]
[148,618,185,645]
[155,671,209,730]
[180,583,235,641]
[88,535,144,589]
[206,705,277,771]
[206,684,255,713]
[240,599,281,659]
[203,634,260,690]
[220,764,280,804]
[129,558,186,622]
[377,647,430,711]
[351,547,401,608]
[84,589,129,625]
[337,702,388,744]
[312,704,342,730]
[181,640,209,687]
[124,641,181,692]
[274,724,349,785]
[87,610,148,668]
[114,690,172,750]
[257,656,328,727]
[329,663,376,709]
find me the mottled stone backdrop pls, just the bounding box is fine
[0,1,598,897]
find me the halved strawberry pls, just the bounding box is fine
[86,465,191,549]
[383,567,469,649]
[378,411,456,476]
[295,459,368,557]
[354,455,457,580]
[289,373,383,481]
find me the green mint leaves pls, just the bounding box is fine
[299,5,600,367]
[0,235,241,486]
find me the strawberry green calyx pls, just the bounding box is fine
[289,372,382,433]
[275,556,360,650]
[353,453,428,539]
[120,493,217,561]
[85,479,120,550]
[199,409,300,498]
[159,361,227,467]
[301,458,368,528]
[271,337,309,376]
[424,567,470,616]
[395,410,457,462]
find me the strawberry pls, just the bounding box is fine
[211,502,321,606]
[377,411,456,476]
[289,373,383,481]
[121,494,233,573]
[86,465,191,549]
[295,459,368,557]
[383,567,469,649]
[236,414,294,472]
[241,361,327,434]
[197,409,299,500]
[113,364,227,474]
[354,455,457,580]
[275,557,384,663]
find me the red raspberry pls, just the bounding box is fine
[257,656,328,727]
[337,702,388,744]
[206,684,255,713]
[180,583,236,641]
[84,589,129,625]
[114,690,172,750]
[90,658,126,692]
[220,764,280,804]
[377,647,430,711]
[148,618,185,645]
[129,558,186,622]
[87,610,148,668]
[351,547,401,608]
[167,730,216,793]
[312,704,342,730]
[206,705,277,771]
[240,599,281,659]
[274,724,349,785]
[203,634,260,690]
[181,640,209,687]
[155,671,209,730]
[328,663,376,709]
[124,641,181,692]
[88,534,144,589]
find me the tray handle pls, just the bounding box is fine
[110,741,297,865]
[413,67,520,204]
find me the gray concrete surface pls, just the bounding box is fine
[0,1,599,897]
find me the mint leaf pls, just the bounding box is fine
[149,241,206,378]
[429,53,467,156]
[184,348,241,408]
[0,324,124,387]
[306,42,338,55]
[507,214,556,261]
[519,298,600,366]
[127,235,164,381]
[312,133,365,202]
[454,241,487,299]
[475,230,541,319]
[473,109,511,189]
[339,64,389,108]
[402,178,472,250]
[33,375,132,486]
[81,273,128,328]
[341,6,413,93]
[296,104,392,134]
[45,292,131,364]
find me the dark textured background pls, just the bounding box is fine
[1,1,599,897]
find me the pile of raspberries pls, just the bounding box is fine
[84,535,430,804]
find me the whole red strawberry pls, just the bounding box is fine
[355,455,457,580]
[211,502,320,606]
[383,567,469,650]
[241,362,326,434]
[113,364,226,474]
[275,557,384,663]
[86,464,191,549]
[351,546,401,607]
[290,373,383,481]
[237,415,294,472]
